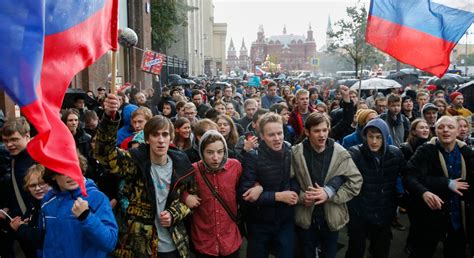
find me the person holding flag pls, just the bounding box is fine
[95,94,196,258]
[0,0,119,196]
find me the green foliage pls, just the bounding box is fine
[151,0,194,52]
[327,2,383,77]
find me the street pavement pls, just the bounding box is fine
[238,213,445,258]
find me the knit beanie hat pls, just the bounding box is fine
[356,109,377,127]
[449,92,462,102]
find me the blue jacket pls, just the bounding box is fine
[41,179,118,258]
[342,124,394,149]
[261,94,283,109]
[116,104,138,146]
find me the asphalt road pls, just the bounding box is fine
[238,213,446,258]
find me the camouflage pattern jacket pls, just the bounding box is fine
[95,115,195,258]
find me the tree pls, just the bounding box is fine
[150,0,194,52]
[327,2,384,77]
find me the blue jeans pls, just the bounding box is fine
[246,220,295,258]
[296,219,339,258]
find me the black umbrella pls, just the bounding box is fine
[62,88,96,109]
[457,81,474,111]
[336,79,359,87]
[169,78,196,86]
[427,73,466,87]
[386,70,419,86]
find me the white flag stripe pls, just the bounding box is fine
[431,0,474,13]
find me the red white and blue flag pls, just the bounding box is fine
[366,0,474,77]
[0,0,118,194]
[255,66,265,76]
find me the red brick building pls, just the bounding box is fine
[250,25,317,72]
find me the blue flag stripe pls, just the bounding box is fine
[370,0,474,43]
[0,0,45,106]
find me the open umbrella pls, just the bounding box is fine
[427,73,466,87]
[386,70,419,86]
[350,78,402,91]
[62,88,96,109]
[457,80,474,111]
[169,78,196,86]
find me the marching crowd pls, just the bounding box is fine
[0,77,473,258]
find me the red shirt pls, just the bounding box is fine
[191,159,243,256]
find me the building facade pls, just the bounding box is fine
[249,25,317,72]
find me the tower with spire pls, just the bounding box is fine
[226,38,238,72]
[326,15,334,47]
[238,38,250,71]
[257,24,265,42]
[306,23,314,42]
[283,24,287,35]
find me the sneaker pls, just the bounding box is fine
[391,217,405,231]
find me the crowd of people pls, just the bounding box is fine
[0,76,473,258]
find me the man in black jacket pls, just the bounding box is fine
[346,118,406,258]
[403,116,473,258]
[238,112,298,258]
[0,117,36,258]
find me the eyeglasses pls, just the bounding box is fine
[97,88,106,92]
[28,182,47,190]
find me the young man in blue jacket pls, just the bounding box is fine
[41,169,118,258]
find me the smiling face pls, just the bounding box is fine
[2,132,29,156]
[402,98,413,112]
[176,122,191,139]
[414,121,430,139]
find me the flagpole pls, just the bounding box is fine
[110,51,117,94]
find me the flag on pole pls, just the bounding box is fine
[366,0,474,77]
[0,0,118,194]
[255,66,265,76]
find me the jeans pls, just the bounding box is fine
[345,215,392,258]
[296,219,339,258]
[246,220,295,258]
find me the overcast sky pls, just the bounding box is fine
[213,0,369,52]
[213,0,472,53]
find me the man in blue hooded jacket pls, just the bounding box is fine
[345,118,407,258]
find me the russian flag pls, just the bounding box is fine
[366,0,474,77]
[0,0,118,194]
[255,66,265,76]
